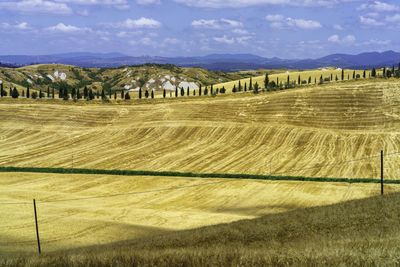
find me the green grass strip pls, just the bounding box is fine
[0,166,398,184]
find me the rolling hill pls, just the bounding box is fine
[0,63,253,95]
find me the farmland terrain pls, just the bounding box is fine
[0,79,399,179]
[2,77,400,263]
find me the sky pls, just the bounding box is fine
[0,0,399,58]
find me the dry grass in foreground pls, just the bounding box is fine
[3,191,400,266]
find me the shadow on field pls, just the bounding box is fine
[4,192,400,266]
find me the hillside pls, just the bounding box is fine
[3,186,400,265]
[1,79,400,179]
[0,63,253,95]
[2,78,400,264]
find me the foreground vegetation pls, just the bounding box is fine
[3,191,400,266]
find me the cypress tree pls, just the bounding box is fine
[11,87,19,98]
[9,88,11,97]
[101,88,105,100]
[52,88,54,98]
[22,90,25,97]
[204,87,208,95]
[232,84,237,93]
[125,91,130,100]
[114,91,117,100]
[175,87,178,97]
[193,90,196,96]
[383,67,386,77]
[89,89,94,100]
[151,90,154,99]
[77,88,81,99]
[238,80,242,91]
[244,82,247,92]
[254,82,259,94]
[84,86,88,98]
[276,77,279,87]
[27,86,30,98]
[61,88,64,99]
[72,88,76,99]
[145,90,149,98]
[298,75,301,85]
[353,70,356,79]
[199,84,202,96]
[211,85,213,95]
[335,75,338,81]
[287,75,290,84]
[139,88,142,99]
[341,69,344,80]
[249,77,253,90]
[363,70,366,79]
[187,87,189,96]
[308,76,311,84]
[319,75,323,84]
[372,68,376,77]
[163,89,166,98]
[264,73,269,89]
[63,88,69,100]
[0,83,3,97]
[47,87,50,98]
[39,89,42,98]
[392,65,395,76]
[180,87,184,97]
[120,89,124,99]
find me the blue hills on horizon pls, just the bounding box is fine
[0,51,399,71]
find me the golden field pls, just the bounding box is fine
[1,172,397,256]
[1,78,400,264]
[0,79,399,179]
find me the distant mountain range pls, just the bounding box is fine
[1,51,400,71]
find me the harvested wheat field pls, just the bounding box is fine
[2,78,400,263]
[1,79,400,179]
[1,172,398,256]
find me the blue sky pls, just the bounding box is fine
[0,0,398,58]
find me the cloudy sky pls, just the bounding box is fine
[0,0,398,58]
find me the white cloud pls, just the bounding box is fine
[136,0,161,4]
[359,39,391,46]
[266,14,322,29]
[360,15,385,26]
[106,17,162,29]
[358,1,398,12]
[192,18,242,29]
[333,24,343,30]
[386,13,400,22]
[55,0,130,9]
[213,35,235,44]
[45,23,92,33]
[1,22,32,30]
[328,34,356,44]
[236,35,252,44]
[232,28,251,35]
[0,0,72,15]
[265,14,284,21]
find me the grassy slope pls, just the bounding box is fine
[4,191,400,266]
[1,79,400,179]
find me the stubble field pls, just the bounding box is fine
[2,78,400,260]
